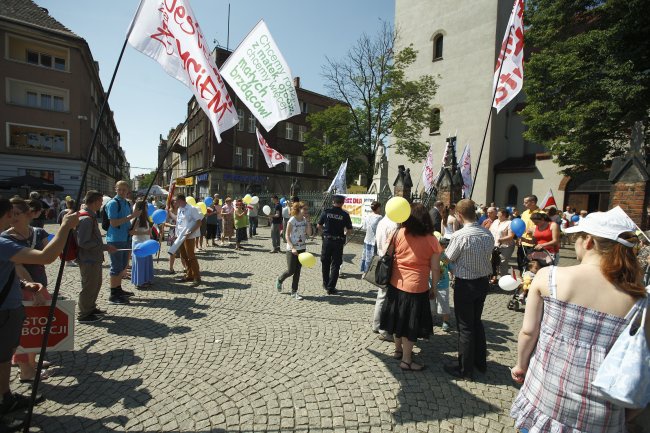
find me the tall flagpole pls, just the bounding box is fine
[22,35,131,433]
[469,25,514,200]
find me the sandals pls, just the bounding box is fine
[19,370,50,383]
[392,350,403,360]
[399,360,426,371]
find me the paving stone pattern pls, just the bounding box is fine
[16,224,576,432]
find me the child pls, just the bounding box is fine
[130,200,154,289]
[234,199,249,251]
[430,236,452,332]
[520,259,542,304]
[276,201,312,300]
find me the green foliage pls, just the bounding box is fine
[523,0,650,174]
[139,171,157,189]
[305,22,438,187]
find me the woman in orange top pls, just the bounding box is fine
[380,203,442,371]
[529,212,560,264]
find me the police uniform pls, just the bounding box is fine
[318,198,353,294]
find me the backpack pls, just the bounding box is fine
[101,198,121,231]
[60,211,90,261]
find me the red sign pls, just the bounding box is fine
[16,300,75,353]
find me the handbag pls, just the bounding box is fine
[374,228,399,286]
[363,255,384,288]
[592,291,650,408]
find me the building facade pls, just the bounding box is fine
[160,47,337,199]
[391,0,574,209]
[0,0,128,198]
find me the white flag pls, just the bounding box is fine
[221,20,300,132]
[459,143,472,198]
[422,143,435,192]
[127,0,239,142]
[492,0,525,113]
[327,160,348,193]
[256,128,288,167]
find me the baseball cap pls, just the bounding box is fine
[565,206,637,247]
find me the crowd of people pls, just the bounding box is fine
[0,181,648,432]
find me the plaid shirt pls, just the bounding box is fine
[445,222,493,279]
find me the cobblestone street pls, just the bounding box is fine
[14,224,577,432]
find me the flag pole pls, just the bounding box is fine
[469,25,514,200]
[23,36,131,433]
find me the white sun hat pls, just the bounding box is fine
[565,206,637,247]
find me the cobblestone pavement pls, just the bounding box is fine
[13,224,577,433]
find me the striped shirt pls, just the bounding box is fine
[445,222,494,279]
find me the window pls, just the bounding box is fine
[507,185,518,207]
[433,35,443,60]
[7,79,69,112]
[285,122,293,140]
[300,101,308,113]
[25,170,54,183]
[429,108,441,135]
[285,155,292,172]
[8,123,68,153]
[297,156,304,173]
[234,146,243,166]
[298,125,306,142]
[248,114,256,133]
[237,109,245,131]
[26,50,65,70]
[247,149,254,168]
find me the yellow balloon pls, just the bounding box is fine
[243,194,252,204]
[197,202,207,215]
[186,196,196,206]
[385,197,411,223]
[65,195,72,201]
[298,252,316,268]
[433,231,442,240]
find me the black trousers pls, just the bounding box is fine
[453,277,489,377]
[321,238,344,290]
[278,250,303,291]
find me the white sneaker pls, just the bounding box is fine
[292,292,303,300]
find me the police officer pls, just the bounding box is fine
[317,195,352,295]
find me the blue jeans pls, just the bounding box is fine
[108,241,130,276]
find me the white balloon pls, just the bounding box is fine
[262,205,271,215]
[251,196,259,205]
[498,275,520,292]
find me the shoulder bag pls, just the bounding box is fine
[363,228,399,288]
[592,290,650,408]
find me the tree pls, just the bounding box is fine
[304,22,438,187]
[139,171,157,189]
[522,0,650,174]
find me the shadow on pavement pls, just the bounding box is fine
[94,316,191,339]
[366,347,502,426]
[484,319,517,353]
[132,297,210,320]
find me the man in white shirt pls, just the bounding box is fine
[175,194,203,285]
[371,215,399,341]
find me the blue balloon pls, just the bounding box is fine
[133,239,160,257]
[280,197,287,206]
[47,233,55,242]
[147,203,155,215]
[152,209,167,225]
[571,215,580,223]
[511,218,526,237]
[204,197,213,207]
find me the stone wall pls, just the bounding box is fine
[609,181,648,228]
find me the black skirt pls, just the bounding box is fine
[380,284,433,342]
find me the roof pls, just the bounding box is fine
[0,0,79,38]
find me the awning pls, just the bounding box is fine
[0,175,64,191]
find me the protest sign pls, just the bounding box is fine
[16,300,75,353]
[342,194,377,229]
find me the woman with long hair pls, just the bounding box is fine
[2,198,52,382]
[510,206,648,432]
[529,211,561,265]
[276,201,312,300]
[442,203,459,239]
[129,199,154,289]
[380,203,442,371]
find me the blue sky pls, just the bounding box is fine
[34,0,395,177]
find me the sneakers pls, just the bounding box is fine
[92,308,107,316]
[1,392,44,416]
[120,288,135,297]
[78,313,102,323]
[108,294,129,305]
[441,321,451,332]
[291,291,303,300]
[275,279,282,292]
[327,288,339,295]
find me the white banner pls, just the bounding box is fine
[327,160,348,193]
[127,0,239,142]
[422,142,435,192]
[459,143,472,198]
[492,0,525,113]
[221,20,300,131]
[256,128,288,167]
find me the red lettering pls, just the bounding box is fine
[495,86,508,105]
[176,40,201,82]
[150,23,175,56]
[499,72,517,90]
[513,27,524,57]
[163,0,178,13]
